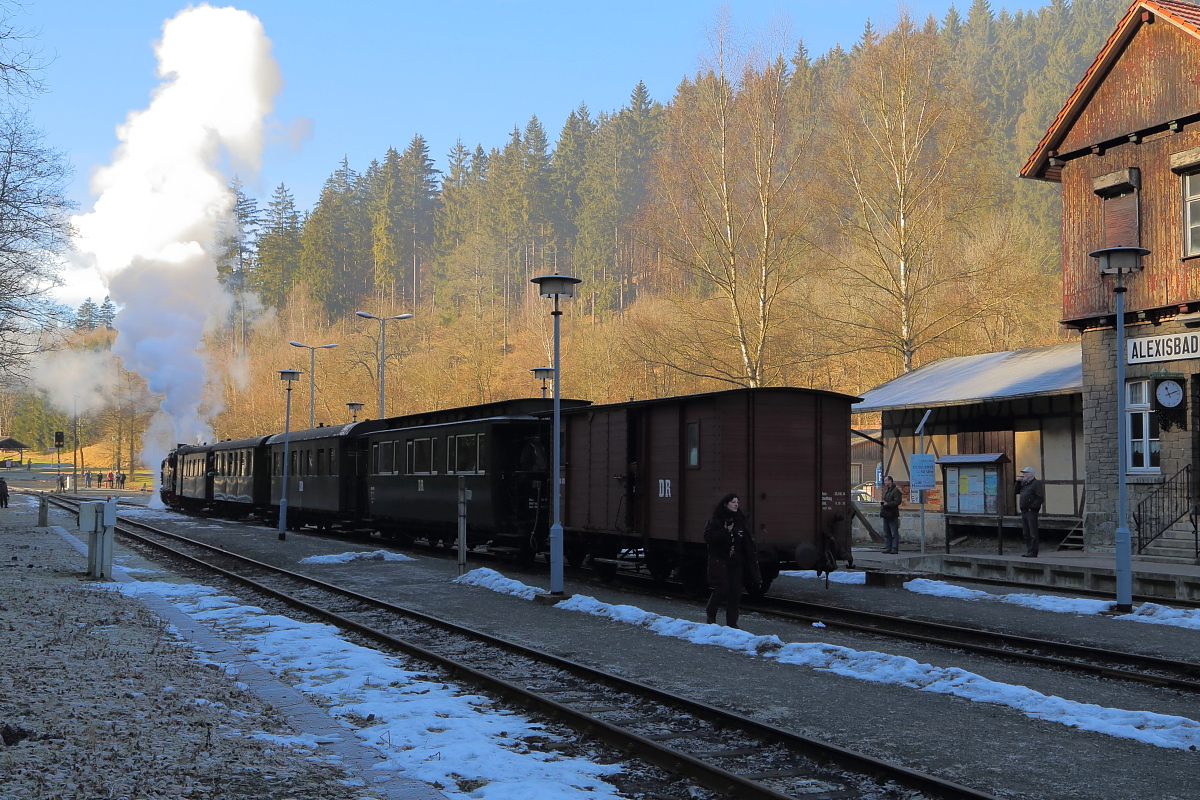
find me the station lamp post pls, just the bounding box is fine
[355,311,414,419]
[529,273,582,596]
[1091,245,1150,613]
[290,341,338,429]
[277,369,301,542]
[530,367,554,399]
[346,401,364,423]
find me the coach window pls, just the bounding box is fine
[407,438,435,474]
[448,434,484,474]
[316,448,325,476]
[1128,379,1160,472]
[686,422,700,468]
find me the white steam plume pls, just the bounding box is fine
[68,5,280,486]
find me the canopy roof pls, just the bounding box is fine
[0,437,29,451]
[855,343,1082,412]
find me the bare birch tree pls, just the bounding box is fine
[633,24,820,388]
[818,16,1014,374]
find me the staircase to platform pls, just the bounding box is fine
[1132,464,1199,565]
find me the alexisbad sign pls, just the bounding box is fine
[1127,332,1200,364]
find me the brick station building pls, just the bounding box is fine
[1022,0,1200,558]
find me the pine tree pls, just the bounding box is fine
[395,134,440,305]
[300,159,372,316]
[251,183,303,308]
[97,296,116,330]
[74,297,97,331]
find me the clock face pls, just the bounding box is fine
[1157,379,1185,408]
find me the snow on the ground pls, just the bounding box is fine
[453,569,1200,751]
[106,580,622,799]
[780,570,866,584]
[1117,602,1200,632]
[300,550,416,565]
[454,567,548,600]
[903,578,1200,630]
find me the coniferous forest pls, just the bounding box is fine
[6,0,1133,459]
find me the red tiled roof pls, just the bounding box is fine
[1021,0,1200,181]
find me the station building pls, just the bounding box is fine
[1021,0,1200,560]
[853,343,1084,547]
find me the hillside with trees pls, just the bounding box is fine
[7,0,1134,454]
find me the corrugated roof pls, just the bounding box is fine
[1022,0,1200,181]
[855,342,1082,412]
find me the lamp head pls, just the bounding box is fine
[1089,246,1150,276]
[388,313,415,321]
[530,273,582,298]
[355,311,378,320]
[346,401,364,412]
[319,343,339,349]
[278,369,301,382]
[289,341,306,348]
[531,367,555,381]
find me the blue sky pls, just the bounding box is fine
[23,0,1045,215]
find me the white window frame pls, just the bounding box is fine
[1127,379,1160,473]
[1185,172,1200,256]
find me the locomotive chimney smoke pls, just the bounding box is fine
[68,4,281,500]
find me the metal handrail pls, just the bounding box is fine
[1132,464,1192,554]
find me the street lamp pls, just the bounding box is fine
[347,401,364,423]
[355,311,414,419]
[1091,245,1150,613]
[277,369,302,542]
[530,367,554,399]
[290,341,339,429]
[529,272,582,595]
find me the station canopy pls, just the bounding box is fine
[854,342,1082,413]
[0,437,29,451]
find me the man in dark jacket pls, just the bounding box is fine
[1016,467,1045,558]
[703,493,760,628]
[879,476,902,554]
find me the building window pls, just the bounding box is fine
[1128,379,1160,471]
[1186,173,1200,256]
[685,422,700,468]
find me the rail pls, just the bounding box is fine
[1133,464,1193,554]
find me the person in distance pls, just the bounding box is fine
[1015,466,1045,558]
[879,475,902,554]
[703,492,760,629]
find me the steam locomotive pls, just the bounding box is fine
[161,387,856,593]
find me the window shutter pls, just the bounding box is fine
[1104,191,1139,247]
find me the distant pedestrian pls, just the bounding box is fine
[1016,467,1045,558]
[879,475,902,554]
[84,471,92,489]
[703,492,760,629]
[57,474,65,492]
[106,471,114,489]
[117,472,126,489]
[0,477,8,508]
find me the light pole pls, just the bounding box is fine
[347,401,364,423]
[530,367,554,399]
[355,311,414,419]
[1091,245,1150,613]
[290,341,339,429]
[277,369,301,542]
[530,272,582,595]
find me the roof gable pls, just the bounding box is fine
[1022,0,1200,181]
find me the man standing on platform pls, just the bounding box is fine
[1016,467,1045,558]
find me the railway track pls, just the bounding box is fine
[44,494,997,800]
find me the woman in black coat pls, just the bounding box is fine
[703,492,760,628]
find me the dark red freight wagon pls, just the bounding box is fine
[560,387,858,594]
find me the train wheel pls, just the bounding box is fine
[565,544,587,569]
[646,551,672,585]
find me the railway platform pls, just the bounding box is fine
[852,547,1200,602]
